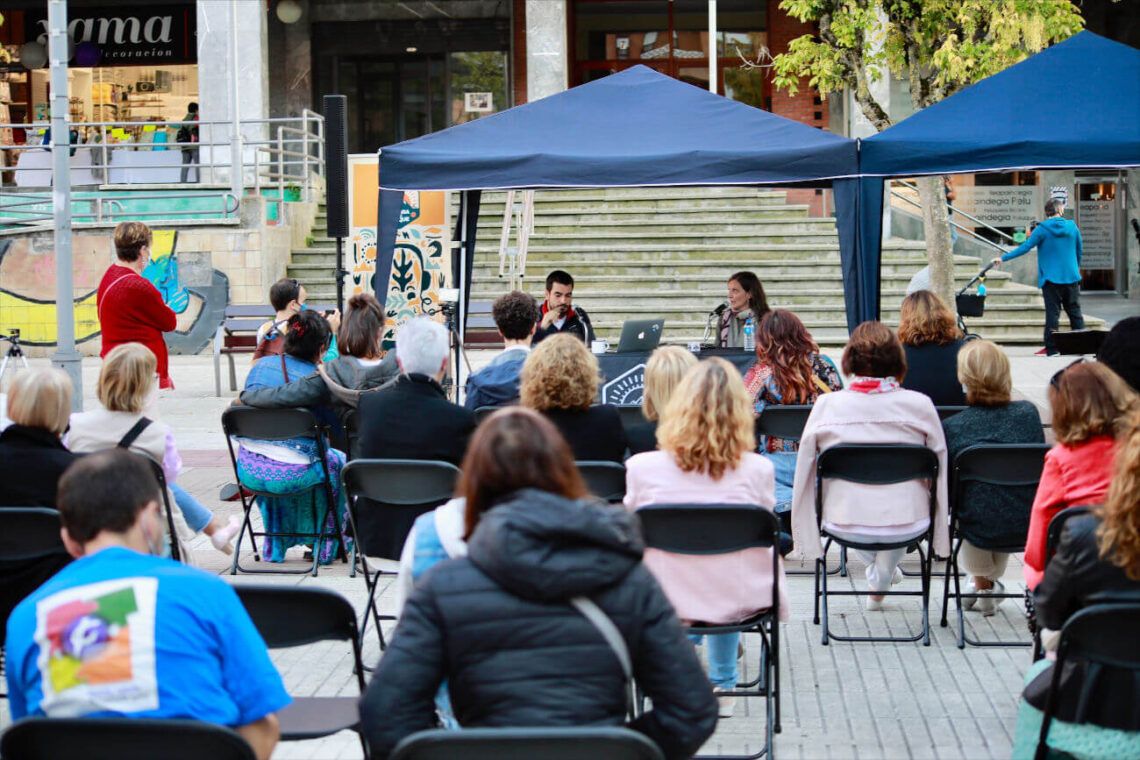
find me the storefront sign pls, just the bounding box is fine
[26,5,196,65]
[1077,188,1117,270]
[955,186,1042,229]
[464,92,493,113]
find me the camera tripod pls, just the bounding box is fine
[0,329,30,392]
[436,301,474,404]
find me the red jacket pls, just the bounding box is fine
[1023,435,1116,588]
[97,264,178,389]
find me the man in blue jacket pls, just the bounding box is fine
[464,290,538,410]
[994,198,1085,356]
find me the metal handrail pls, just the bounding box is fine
[890,182,1008,256]
[0,191,240,228]
[893,179,1017,245]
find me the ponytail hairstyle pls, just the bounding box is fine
[283,310,331,364]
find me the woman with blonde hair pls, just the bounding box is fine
[897,289,966,405]
[1022,361,1138,588]
[1010,408,1140,758]
[68,343,239,556]
[627,345,698,454]
[941,340,1045,614]
[519,333,627,461]
[625,359,787,717]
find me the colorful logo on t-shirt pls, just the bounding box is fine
[34,577,159,717]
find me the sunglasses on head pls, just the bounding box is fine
[1049,358,1086,390]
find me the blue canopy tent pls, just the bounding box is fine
[858,31,1140,282]
[374,65,877,339]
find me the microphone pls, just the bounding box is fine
[711,302,729,317]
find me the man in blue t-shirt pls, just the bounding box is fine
[5,450,289,760]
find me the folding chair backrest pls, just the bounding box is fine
[1059,602,1140,671]
[142,457,182,563]
[576,461,627,502]
[638,503,780,554]
[0,717,256,760]
[615,405,647,431]
[754,405,813,444]
[817,444,938,485]
[953,444,1050,488]
[474,406,505,424]
[391,726,664,760]
[234,584,358,647]
[935,405,968,420]
[222,406,321,442]
[1046,505,1095,565]
[342,459,460,507]
[0,508,66,563]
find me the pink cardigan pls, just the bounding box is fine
[624,450,790,623]
[790,388,950,560]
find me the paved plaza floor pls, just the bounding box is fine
[1,348,1075,758]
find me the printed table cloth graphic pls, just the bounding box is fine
[35,577,159,717]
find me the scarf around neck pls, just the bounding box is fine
[848,376,901,394]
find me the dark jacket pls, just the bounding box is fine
[359,489,718,758]
[0,425,76,644]
[901,340,967,406]
[534,305,594,346]
[543,405,628,463]
[464,347,528,410]
[942,401,1045,548]
[357,373,476,466]
[626,420,658,455]
[1027,514,1140,730]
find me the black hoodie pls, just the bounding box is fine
[359,489,718,758]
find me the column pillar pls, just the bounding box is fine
[525,0,568,101]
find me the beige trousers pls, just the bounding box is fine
[959,540,1010,581]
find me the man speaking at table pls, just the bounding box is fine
[533,269,595,346]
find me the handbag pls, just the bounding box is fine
[569,596,642,720]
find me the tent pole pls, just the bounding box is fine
[456,190,469,404]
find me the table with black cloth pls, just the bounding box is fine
[596,347,754,405]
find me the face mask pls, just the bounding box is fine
[141,509,166,557]
[299,302,309,312]
[962,383,969,394]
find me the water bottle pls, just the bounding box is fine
[743,317,755,353]
[977,283,987,297]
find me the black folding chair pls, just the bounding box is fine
[474,405,509,424]
[391,726,663,760]
[342,459,461,650]
[221,407,350,577]
[0,717,256,760]
[234,585,369,759]
[940,443,1049,648]
[1031,504,1095,661]
[754,404,843,577]
[812,444,939,646]
[143,457,183,563]
[935,405,968,420]
[638,503,781,760]
[1034,602,1140,760]
[615,405,648,431]
[577,460,627,503]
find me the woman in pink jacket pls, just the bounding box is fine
[1022,361,1137,588]
[791,322,949,610]
[625,358,789,719]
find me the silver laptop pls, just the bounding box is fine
[616,318,665,353]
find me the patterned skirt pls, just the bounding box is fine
[236,446,352,564]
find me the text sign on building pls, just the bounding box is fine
[26,5,197,65]
[955,186,1042,229]
[1076,186,1117,270]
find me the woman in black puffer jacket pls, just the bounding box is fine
[359,408,718,759]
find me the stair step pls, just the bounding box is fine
[475,208,814,225]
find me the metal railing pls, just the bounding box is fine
[0,110,323,228]
[890,179,1012,256]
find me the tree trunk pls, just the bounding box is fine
[916,175,956,313]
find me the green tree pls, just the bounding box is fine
[771,0,1084,312]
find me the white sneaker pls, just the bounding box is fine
[714,689,736,718]
[962,580,979,611]
[866,596,884,612]
[210,516,241,555]
[975,581,1005,617]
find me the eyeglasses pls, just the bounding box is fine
[1049,358,1085,390]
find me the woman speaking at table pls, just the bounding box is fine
[716,271,771,349]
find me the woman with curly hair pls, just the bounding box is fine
[897,289,966,405]
[718,271,771,349]
[627,346,698,455]
[743,309,843,516]
[625,359,787,718]
[519,333,627,461]
[1010,408,1140,758]
[1022,361,1138,588]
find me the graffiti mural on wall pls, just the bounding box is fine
[0,230,228,354]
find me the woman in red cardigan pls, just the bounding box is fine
[1023,361,1138,588]
[97,222,178,389]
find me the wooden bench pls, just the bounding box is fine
[213,303,335,396]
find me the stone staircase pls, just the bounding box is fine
[286,201,339,301]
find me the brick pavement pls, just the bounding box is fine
[2,349,1072,758]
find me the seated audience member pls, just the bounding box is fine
[743,309,843,519]
[69,343,237,557]
[240,294,397,444]
[1022,361,1137,588]
[4,450,288,760]
[253,277,339,362]
[626,346,697,455]
[942,340,1045,614]
[464,290,538,410]
[791,322,949,610]
[357,317,476,466]
[237,311,350,564]
[1010,409,1140,758]
[0,370,77,643]
[361,407,718,758]
[1097,315,1140,392]
[625,359,788,718]
[897,290,967,406]
[940,341,1044,613]
[519,334,627,462]
[533,270,594,345]
[719,271,771,349]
